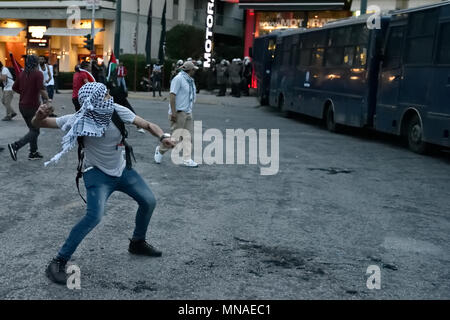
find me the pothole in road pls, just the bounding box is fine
[233,237,326,277]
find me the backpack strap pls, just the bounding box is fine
[111,110,136,169]
[76,136,87,204]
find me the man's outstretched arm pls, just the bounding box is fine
[133,115,175,148]
[31,105,58,128]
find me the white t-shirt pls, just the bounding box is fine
[168,73,196,115]
[1,67,14,91]
[39,64,54,86]
[56,104,136,177]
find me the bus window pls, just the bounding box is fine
[354,46,367,68]
[329,27,351,47]
[268,39,276,51]
[408,8,439,37]
[343,46,355,66]
[291,44,299,66]
[300,49,311,66]
[311,48,325,66]
[284,49,291,66]
[351,24,370,45]
[406,38,434,64]
[437,22,450,64]
[405,9,438,64]
[299,48,312,66]
[312,31,327,48]
[282,36,293,66]
[326,47,344,66]
[384,26,405,69]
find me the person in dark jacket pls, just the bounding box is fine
[228,58,242,98]
[7,55,51,161]
[241,57,252,96]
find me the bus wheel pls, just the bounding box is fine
[325,106,338,132]
[407,114,428,154]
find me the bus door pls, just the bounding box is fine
[376,25,406,134]
[269,37,284,106]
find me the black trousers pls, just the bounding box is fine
[218,83,226,96]
[231,83,240,97]
[15,106,40,153]
[152,80,161,97]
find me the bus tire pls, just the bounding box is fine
[325,105,338,132]
[278,94,291,118]
[406,114,428,154]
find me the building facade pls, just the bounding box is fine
[237,0,445,58]
[0,0,244,72]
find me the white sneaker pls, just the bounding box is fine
[154,146,163,164]
[137,128,146,134]
[182,159,198,167]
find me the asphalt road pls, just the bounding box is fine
[0,91,449,299]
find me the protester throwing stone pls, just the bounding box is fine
[31,82,175,285]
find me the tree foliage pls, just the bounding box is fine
[166,24,204,60]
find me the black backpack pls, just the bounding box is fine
[76,110,136,203]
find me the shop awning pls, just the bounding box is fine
[44,28,104,37]
[0,28,24,37]
[238,1,348,11]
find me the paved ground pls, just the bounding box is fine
[0,90,449,299]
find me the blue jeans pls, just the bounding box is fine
[117,77,127,91]
[57,167,156,261]
[46,85,54,100]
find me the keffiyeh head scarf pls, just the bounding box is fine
[45,82,115,166]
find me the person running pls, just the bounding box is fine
[31,82,175,285]
[72,61,95,111]
[0,61,17,121]
[154,61,198,167]
[7,55,50,161]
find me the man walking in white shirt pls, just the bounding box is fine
[0,62,17,121]
[39,56,56,117]
[154,61,199,167]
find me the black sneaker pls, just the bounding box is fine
[45,258,68,285]
[128,239,162,257]
[0,147,4,152]
[8,143,17,161]
[2,115,12,121]
[28,151,43,160]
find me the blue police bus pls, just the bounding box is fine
[253,1,450,153]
